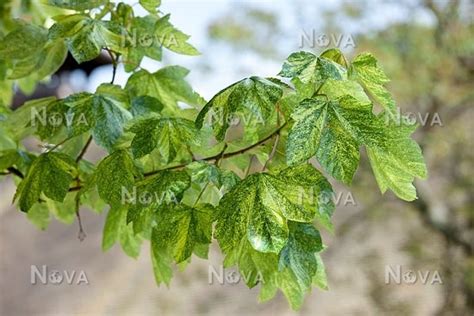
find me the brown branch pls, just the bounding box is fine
[143,122,287,177]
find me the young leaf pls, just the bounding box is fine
[139,0,161,14]
[195,76,283,141]
[14,152,77,212]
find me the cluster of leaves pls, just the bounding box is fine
[0,0,427,310]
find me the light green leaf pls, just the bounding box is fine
[125,66,203,111]
[349,52,397,116]
[195,76,283,141]
[14,152,77,212]
[26,203,51,230]
[151,230,173,286]
[139,0,161,13]
[155,14,199,55]
[367,118,427,201]
[102,205,142,258]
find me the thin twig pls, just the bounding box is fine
[47,137,72,152]
[193,182,209,207]
[75,194,86,242]
[6,167,24,179]
[214,143,228,167]
[261,133,280,171]
[67,122,288,192]
[76,136,93,163]
[106,48,118,84]
[144,122,287,177]
[244,155,255,178]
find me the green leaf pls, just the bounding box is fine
[130,96,164,117]
[0,23,47,60]
[139,0,161,13]
[128,115,197,161]
[366,118,427,201]
[287,95,426,199]
[95,149,138,207]
[47,0,107,10]
[287,96,372,184]
[153,204,213,263]
[278,222,323,293]
[186,161,240,190]
[14,152,77,212]
[155,14,199,55]
[26,203,51,230]
[50,15,125,63]
[125,66,203,111]
[125,170,191,230]
[151,230,173,286]
[102,205,142,258]
[216,164,333,254]
[349,52,397,116]
[278,51,346,85]
[35,38,68,79]
[123,16,163,72]
[65,84,132,151]
[102,205,122,251]
[195,76,283,141]
[0,149,20,170]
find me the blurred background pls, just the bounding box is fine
[0,0,473,315]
